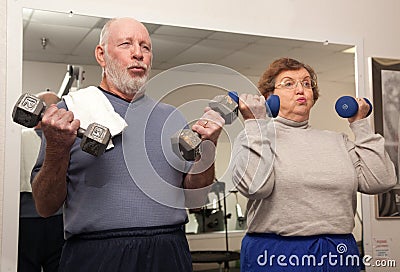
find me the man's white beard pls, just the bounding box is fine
[104,54,150,97]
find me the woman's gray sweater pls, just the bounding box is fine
[232,116,397,236]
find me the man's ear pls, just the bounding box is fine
[95,45,106,68]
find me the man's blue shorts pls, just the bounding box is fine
[58,224,192,272]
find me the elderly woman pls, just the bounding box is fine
[232,57,397,272]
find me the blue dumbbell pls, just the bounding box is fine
[335,96,373,118]
[228,91,280,118]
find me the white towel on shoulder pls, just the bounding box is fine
[63,86,128,149]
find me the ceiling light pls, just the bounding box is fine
[342,46,356,54]
[41,37,48,50]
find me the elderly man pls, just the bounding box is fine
[32,18,224,272]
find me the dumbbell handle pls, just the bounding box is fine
[335,96,373,118]
[39,119,111,157]
[77,128,87,139]
[228,91,280,118]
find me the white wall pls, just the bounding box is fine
[3,0,400,271]
[0,0,6,266]
[22,61,102,93]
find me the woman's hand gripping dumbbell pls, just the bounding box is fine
[335,96,373,123]
[228,91,280,120]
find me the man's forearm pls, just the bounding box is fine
[184,161,215,189]
[32,150,69,217]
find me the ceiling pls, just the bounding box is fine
[23,8,356,84]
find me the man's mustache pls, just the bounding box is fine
[128,62,148,70]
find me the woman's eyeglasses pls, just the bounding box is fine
[275,78,317,90]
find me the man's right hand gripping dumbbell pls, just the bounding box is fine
[171,96,228,161]
[12,93,111,157]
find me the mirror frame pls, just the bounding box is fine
[370,57,400,219]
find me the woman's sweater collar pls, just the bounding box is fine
[274,116,309,128]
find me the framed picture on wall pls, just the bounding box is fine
[371,57,400,219]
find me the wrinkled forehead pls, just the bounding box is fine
[108,18,151,43]
[276,67,311,81]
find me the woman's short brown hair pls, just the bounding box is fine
[258,57,319,103]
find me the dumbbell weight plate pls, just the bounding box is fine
[171,129,202,161]
[266,95,280,118]
[335,96,358,118]
[335,96,373,118]
[209,95,239,125]
[12,93,46,128]
[79,123,111,157]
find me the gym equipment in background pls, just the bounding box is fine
[191,180,240,271]
[58,64,85,97]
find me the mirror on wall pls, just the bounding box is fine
[371,57,400,219]
[22,8,358,234]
